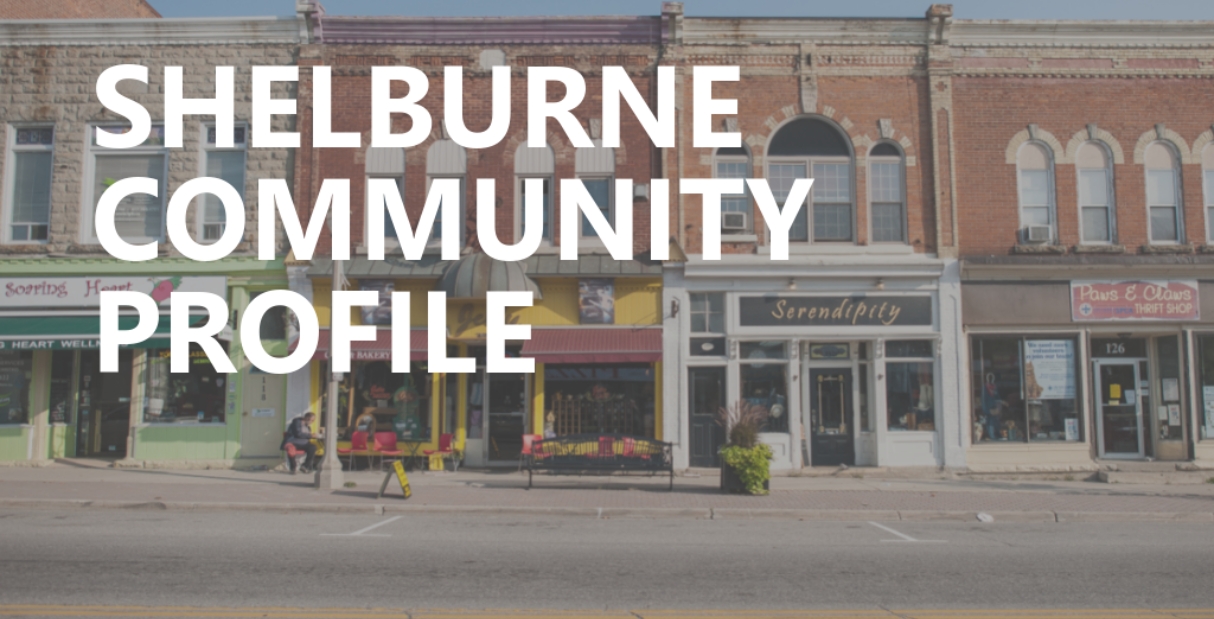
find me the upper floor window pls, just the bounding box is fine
[365,146,407,244]
[1076,141,1115,244]
[4,126,54,243]
[86,124,167,244]
[1203,144,1214,243]
[575,139,616,240]
[1016,142,1055,243]
[868,142,906,243]
[515,142,554,244]
[426,139,466,249]
[1145,142,1182,243]
[690,292,725,334]
[766,117,855,243]
[200,124,247,242]
[715,146,752,235]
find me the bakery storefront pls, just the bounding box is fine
[664,255,965,471]
[963,261,1214,468]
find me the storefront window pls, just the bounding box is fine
[690,293,725,333]
[145,346,228,423]
[0,351,33,424]
[1197,335,1214,440]
[739,341,789,433]
[50,351,74,425]
[1156,336,1183,441]
[545,364,654,437]
[886,340,935,432]
[970,336,1081,443]
[350,361,431,442]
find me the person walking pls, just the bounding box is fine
[281,412,318,474]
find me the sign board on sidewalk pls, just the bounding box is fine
[378,460,412,499]
[1071,280,1199,321]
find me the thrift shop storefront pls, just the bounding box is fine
[0,257,288,467]
[298,255,663,469]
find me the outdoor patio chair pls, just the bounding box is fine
[373,432,404,470]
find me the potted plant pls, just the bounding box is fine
[717,401,773,495]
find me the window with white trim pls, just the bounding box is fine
[425,139,466,249]
[1016,142,1055,242]
[1076,141,1114,244]
[766,117,855,243]
[365,146,406,244]
[199,124,247,242]
[689,292,725,333]
[515,142,554,243]
[869,142,905,243]
[5,126,54,242]
[86,125,167,244]
[1203,144,1214,243]
[715,146,752,234]
[575,139,615,239]
[1145,142,1182,243]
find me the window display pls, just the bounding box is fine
[350,361,431,442]
[739,341,789,433]
[886,340,935,432]
[145,346,227,423]
[0,351,33,425]
[545,364,654,437]
[970,336,1081,443]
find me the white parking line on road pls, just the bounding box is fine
[321,516,402,538]
[868,521,946,544]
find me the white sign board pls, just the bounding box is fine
[1023,340,1076,400]
[0,276,226,308]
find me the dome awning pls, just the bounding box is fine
[436,253,542,300]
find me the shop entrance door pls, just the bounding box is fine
[487,374,527,463]
[1094,360,1145,458]
[76,350,132,458]
[240,370,285,458]
[809,367,854,466]
[689,367,725,467]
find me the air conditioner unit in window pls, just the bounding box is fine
[721,212,748,231]
[1022,225,1051,243]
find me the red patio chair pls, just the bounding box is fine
[518,434,543,471]
[423,433,458,472]
[373,431,405,470]
[597,436,615,458]
[336,430,370,470]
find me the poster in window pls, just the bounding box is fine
[578,279,614,324]
[1023,340,1075,400]
[360,280,394,326]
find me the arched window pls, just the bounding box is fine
[766,117,854,243]
[426,139,467,248]
[574,139,615,239]
[366,146,406,242]
[1203,144,1214,242]
[1145,141,1181,243]
[1076,141,1115,244]
[1016,142,1055,242]
[714,145,752,234]
[515,142,555,243]
[868,142,905,243]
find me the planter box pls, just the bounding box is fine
[720,461,769,494]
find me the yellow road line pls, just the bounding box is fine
[0,606,1211,619]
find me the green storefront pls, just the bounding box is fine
[0,256,288,467]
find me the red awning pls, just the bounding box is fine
[520,328,662,364]
[306,328,428,362]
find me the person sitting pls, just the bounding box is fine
[281,412,317,474]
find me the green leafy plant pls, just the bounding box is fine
[720,443,773,495]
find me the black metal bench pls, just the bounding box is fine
[526,433,674,490]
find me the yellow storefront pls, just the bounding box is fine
[301,254,663,468]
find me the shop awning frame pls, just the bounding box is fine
[520,328,662,364]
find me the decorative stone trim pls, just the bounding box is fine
[0,17,305,46]
[1005,124,1068,164]
[1191,128,1214,162]
[1072,244,1126,254]
[1013,244,1067,254]
[1140,244,1196,255]
[1197,245,1214,255]
[1064,125,1126,165]
[1132,124,1194,164]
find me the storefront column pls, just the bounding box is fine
[28,351,51,461]
[786,341,802,469]
[653,362,662,441]
[430,372,442,450]
[532,363,545,438]
[873,339,890,467]
[125,349,146,461]
[939,260,967,468]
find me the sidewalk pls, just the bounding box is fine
[1,460,1212,521]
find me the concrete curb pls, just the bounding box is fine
[2,498,1212,523]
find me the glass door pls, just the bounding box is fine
[76,350,132,458]
[809,367,855,466]
[487,373,527,463]
[1094,360,1144,458]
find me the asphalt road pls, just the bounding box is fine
[0,508,1211,613]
